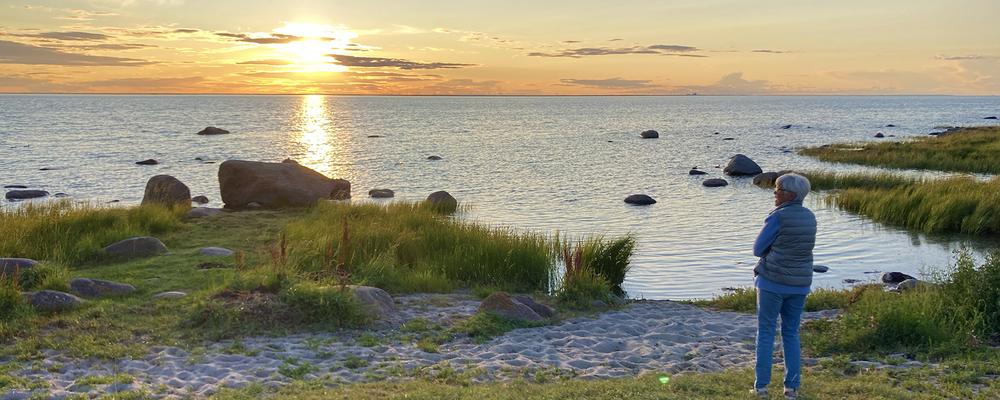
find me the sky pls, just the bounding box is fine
[0,0,998,95]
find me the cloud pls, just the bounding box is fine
[56,9,119,21]
[558,77,660,89]
[751,49,787,54]
[562,40,581,44]
[608,38,623,42]
[528,44,701,58]
[0,40,152,66]
[83,76,204,88]
[236,59,292,65]
[172,28,199,34]
[935,55,991,61]
[10,31,113,41]
[419,78,501,95]
[329,54,474,70]
[56,43,157,51]
[215,32,303,44]
[680,72,774,95]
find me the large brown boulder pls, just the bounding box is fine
[723,154,763,176]
[141,175,191,207]
[218,160,351,208]
[426,191,457,213]
[478,292,543,322]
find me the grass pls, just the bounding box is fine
[692,286,857,314]
[799,126,1000,174]
[0,201,185,265]
[798,171,1000,234]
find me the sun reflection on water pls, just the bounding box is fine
[294,95,345,178]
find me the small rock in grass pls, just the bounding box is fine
[103,236,168,260]
[702,178,728,187]
[24,290,84,312]
[895,278,921,291]
[624,194,656,205]
[1,258,37,277]
[186,207,225,219]
[153,291,187,299]
[350,286,395,318]
[199,247,234,257]
[70,278,136,298]
[478,292,542,322]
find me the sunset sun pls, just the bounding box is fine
[274,22,356,71]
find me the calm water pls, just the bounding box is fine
[2,95,999,299]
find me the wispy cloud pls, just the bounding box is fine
[53,43,157,51]
[0,40,152,66]
[236,59,292,65]
[751,49,787,54]
[56,9,119,21]
[215,32,303,44]
[528,44,701,58]
[83,76,204,88]
[559,77,660,89]
[329,54,474,70]
[935,55,990,61]
[8,31,113,41]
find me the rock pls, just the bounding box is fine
[69,278,136,298]
[135,159,159,165]
[478,292,542,322]
[640,130,659,139]
[723,154,763,176]
[199,247,234,257]
[1,258,37,277]
[367,135,383,138]
[426,191,458,212]
[192,195,209,204]
[218,160,352,208]
[722,137,735,141]
[153,291,187,299]
[886,124,897,127]
[141,175,191,207]
[702,178,728,187]
[427,155,443,160]
[781,124,792,129]
[895,278,921,291]
[368,189,395,198]
[624,194,656,205]
[350,286,395,318]
[5,190,49,200]
[103,236,168,260]
[281,158,298,164]
[689,169,708,175]
[753,171,791,188]
[881,271,916,285]
[985,116,998,120]
[53,193,68,198]
[23,290,84,312]
[186,207,225,219]
[512,294,556,318]
[246,202,263,209]
[197,126,230,135]
[813,265,829,273]
[3,185,27,189]
[874,132,885,138]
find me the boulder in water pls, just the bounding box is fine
[881,271,915,285]
[218,160,351,208]
[192,195,209,204]
[640,130,659,139]
[197,126,230,135]
[426,190,458,213]
[135,159,159,165]
[368,189,395,198]
[689,169,708,175]
[702,178,728,187]
[723,154,763,176]
[624,194,656,205]
[874,132,885,138]
[5,190,49,200]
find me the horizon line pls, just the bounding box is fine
[1,92,997,97]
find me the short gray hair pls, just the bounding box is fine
[776,173,810,201]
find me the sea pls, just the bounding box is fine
[2,94,999,299]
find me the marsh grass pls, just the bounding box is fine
[799,126,1000,173]
[575,235,635,297]
[283,201,555,293]
[694,286,856,314]
[0,201,184,264]
[798,171,917,191]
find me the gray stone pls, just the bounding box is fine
[70,278,135,298]
[192,195,209,204]
[186,207,225,219]
[881,271,915,285]
[1,258,37,277]
[752,172,781,187]
[103,236,168,260]
[689,169,708,175]
[3,185,27,189]
[427,155,443,160]
[135,159,159,165]
[197,126,230,135]
[702,178,728,187]
[781,124,792,129]
[624,194,656,205]
[219,160,351,208]
[895,278,921,291]
[874,132,885,138]
[24,290,84,312]
[141,175,191,207]
[350,286,395,318]
[199,247,234,257]
[640,130,659,139]
[813,265,829,273]
[723,154,763,176]
[478,292,542,322]
[152,291,188,299]
[426,191,458,212]
[984,116,998,120]
[5,190,49,200]
[368,189,395,198]
[512,294,556,318]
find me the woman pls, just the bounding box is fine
[751,173,816,399]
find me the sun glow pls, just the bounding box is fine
[274,22,356,72]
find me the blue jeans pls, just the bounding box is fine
[755,289,806,390]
